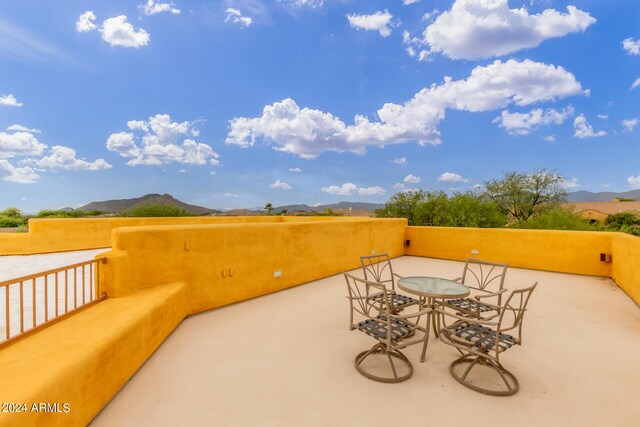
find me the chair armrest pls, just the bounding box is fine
[474,288,508,300]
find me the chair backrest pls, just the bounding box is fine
[461,258,508,298]
[344,273,390,330]
[497,282,538,345]
[360,253,396,291]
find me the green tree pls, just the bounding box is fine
[483,170,567,223]
[446,193,506,228]
[1,207,23,218]
[414,191,450,226]
[121,203,190,217]
[375,190,427,225]
[264,203,274,215]
[0,207,27,227]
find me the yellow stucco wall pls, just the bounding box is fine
[0,216,366,255]
[0,282,187,427]
[611,233,640,304]
[103,219,407,313]
[405,226,613,277]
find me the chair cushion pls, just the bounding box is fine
[453,322,517,352]
[357,315,414,342]
[445,297,495,315]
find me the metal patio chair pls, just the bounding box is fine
[436,282,537,396]
[360,253,419,313]
[443,258,508,320]
[345,273,431,383]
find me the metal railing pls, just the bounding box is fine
[0,258,106,347]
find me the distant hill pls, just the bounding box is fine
[78,194,220,215]
[274,201,384,212]
[568,190,640,203]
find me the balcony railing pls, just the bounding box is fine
[0,258,105,348]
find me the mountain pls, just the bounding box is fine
[273,201,384,212]
[78,194,220,215]
[568,190,640,202]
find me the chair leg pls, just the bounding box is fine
[355,343,413,383]
[449,354,520,396]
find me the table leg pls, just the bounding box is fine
[420,308,431,363]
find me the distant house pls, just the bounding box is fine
[566,200,640,222]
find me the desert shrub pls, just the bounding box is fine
[512,207,599,231]
[605,212,640,236]
[36,209,104,218]
[0,208,28,227]
[0,216,26,227]
[121,203,190,217]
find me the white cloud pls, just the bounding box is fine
[285,0,324,8]
[270,179,292,190]
[224,193,239,198]
[562,177,580,189]
[35,146,111,171]
[321,182,383,196]
[107,114,220,166]
[543,135,556,142]
[438,172,468,183]
[420,0,595,60]
[227,59,585,158]
[76,11,97,32]
[289,167,302,173]
[393,157,407,165]
[0,160,38,184]
[628,175,640,189]
[495,106,574,135]
[622,118,638,132]
[358,186,385,196]
[623,37,640,55]
[404,174,421,183]
[100,16,150,48]
[346,10,394,37]
[225,8,253,28]
[0,94,23,107]
[322,183,357,196]
[127,120,149,132]
[631,78,640,90]
[141,1,181,16]
[422,10,440,21]
[7,124,40,133]
[597,114,609,120]
[573,115,607,139]
[404,0,420,5]
[0,132,47,158]
[393,182,406,191]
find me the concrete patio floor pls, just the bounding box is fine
[91,256,640,427]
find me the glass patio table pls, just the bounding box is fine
[397,276,469,362]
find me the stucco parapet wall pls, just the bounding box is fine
[0,281,187,427]
[405,226,613,277]
[0,216,366,255]
[102,218,408,311]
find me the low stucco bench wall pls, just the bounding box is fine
[0,282,187,427]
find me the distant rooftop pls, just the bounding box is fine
[567,201,640,215]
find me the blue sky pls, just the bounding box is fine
[1,0,639,212]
